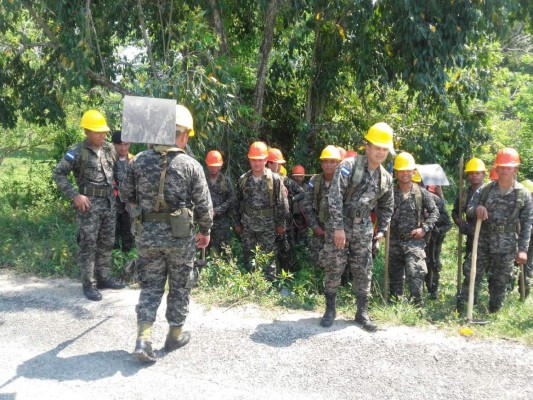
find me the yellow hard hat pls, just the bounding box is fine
[464,158,486,173]
[393,152,416,171]
[176,104,195,137]
[412,170,422,183]
[520,179,533,192]
[280,165,287,176]
[320,145,341,160]
[365,122,395,154]
[80,110,110,132]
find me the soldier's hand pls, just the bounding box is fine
[195,232,210,248]
[275,226,286,235]
[476,205,489,220]
[234,225,242,235]
[334,229,346,249]
[373,231,384,241]
[313,227,325,237]
[73,194,91,213]
[516,251,527,265]
[412,228,425,240]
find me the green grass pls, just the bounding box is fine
[2,148,532,345]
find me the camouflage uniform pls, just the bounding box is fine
[121,148,213,327]
[389,185,438,302]
[53,139,117,289]
[459,181,533,311]
[424,192,452,297]
[278,175,315,271]
[114,155,135,252]
[325,155,394,298]
[452,185,482,265]
[291,180,309,245]
[306,174,331,264]
[524,228,533,297]
[206,173,235,253]
[234,169,289,280]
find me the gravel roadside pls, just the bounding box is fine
[0,269,532,400]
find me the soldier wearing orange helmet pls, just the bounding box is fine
[204,150,235,253]
[458,148,533,313]
[234,142,289,280]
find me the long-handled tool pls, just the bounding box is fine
[467,218,487,324]
[195,247,207,271]
[456,157,464,295]
[519,263,526,301]
[383,223,391,304]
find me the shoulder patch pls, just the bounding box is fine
[340,166,351,177]
[308,178,315,188]
[65,151,75,162]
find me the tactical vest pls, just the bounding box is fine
[78,143,117,183]
[343,155,390,206]
[479,180,528,224]
[238,169,277,207]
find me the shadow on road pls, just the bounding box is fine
[250,317,350,347]
[0,317,149,390]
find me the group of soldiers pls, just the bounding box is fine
[53,106,533,363]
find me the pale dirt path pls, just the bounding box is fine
[0,269,532,400]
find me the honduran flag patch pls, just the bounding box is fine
[340,166,351,177]
[65,151,75,162]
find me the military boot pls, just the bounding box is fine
[164,326,191,352]
[83,285,102,301]
[320,293,336,327]
[133,322,157,363]
[354,297,377,332]
[97,278,126,290]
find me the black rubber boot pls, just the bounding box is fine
[355,297,377,332]
[320,293,336,327]
[133,339,157,363]
[83,286,102,301]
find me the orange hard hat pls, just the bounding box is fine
[267,148,286,164]
[494,147,520,167]
[292,165,305,176]
[489,165,499,181]
[336,146,347,159]
[248,141,268,159]
[345,150,358,158]
[205,150,223,166]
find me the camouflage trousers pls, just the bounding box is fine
[389,238,427,301]
[425,231,446,295]
[320,218,374,298]
[309,231,325,268]
[208,216,231,254]
[114,201,135,253]
[277,223,295,272]
[241,228,277,281]
[459,246,516,309]
[136,239,197,326]
[291,213,308,245]
[76,197,115,288]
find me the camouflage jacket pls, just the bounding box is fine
[467,180,533,253]
[306,174,332,230]
[281,175,316,225]
[234,168,289,229]
[121,148,213,246]
[207,172,235,220]
[430,192,452,234]
[53,139,117,201]
[452,185,482,237]
[391,184,439,237]
[328,155,394,234]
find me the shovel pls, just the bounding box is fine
[195,247,207,271]
[519,263,526,301]
[467,218,487,325]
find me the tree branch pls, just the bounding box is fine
[86,70,135,96]
[137,0,158,80]
[20,0,58,47]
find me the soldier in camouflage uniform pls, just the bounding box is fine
[519,179,533,298]
[452,158,486,304]
[53,110,125,301]
[306,145,341,265]
[423,185,452,299]
[234,142,289,281]
[388,153,439,306]
[204,150,235,254]
[291,165,309,245]
[266,148,314,272]
[111,131,135,253]
[121,105,213,363]
[458,148,532,313]
[321,123,395,332]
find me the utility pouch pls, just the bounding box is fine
[318,196,330,224]
[170,206,194,238]
[130,206,144,236]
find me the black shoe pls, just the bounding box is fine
[164,331,191,352]
[97,278,126,290]
[354,314,378,332]
[133,339,157,363]
[83,286,102,301]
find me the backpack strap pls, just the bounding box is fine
[310,174,322,211]
[413,184,423,226]
[154,147,184,212]
[344,155,366,204]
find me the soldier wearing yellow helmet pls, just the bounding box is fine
[53,110,126,302]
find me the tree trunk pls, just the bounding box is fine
[208,0,231,61]
[252,0,282,129]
